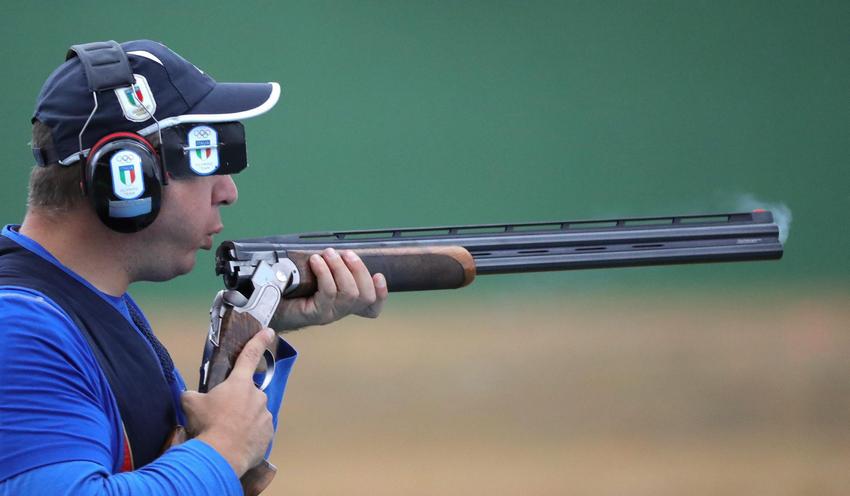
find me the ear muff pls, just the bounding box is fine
[84,132,163,233]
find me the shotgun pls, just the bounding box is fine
[198,209,784,494]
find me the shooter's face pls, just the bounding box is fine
[131,173,238,281]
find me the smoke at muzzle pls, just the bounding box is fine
[736,194,792,245]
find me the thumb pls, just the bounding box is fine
[180,390,202,413]
[230,328,275,381]
[180,391,204,436]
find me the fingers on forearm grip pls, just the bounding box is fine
[309,252,336,297]
[342,250,377,305]
[301,248,388,325]
[324,248,359,301]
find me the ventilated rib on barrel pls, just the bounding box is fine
[216,210,783,298]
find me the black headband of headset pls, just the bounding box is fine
[33,41,134,166]
[67,40,135,92]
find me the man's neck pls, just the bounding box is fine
[20,209,132,296]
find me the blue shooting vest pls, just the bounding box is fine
[0,235,176,470]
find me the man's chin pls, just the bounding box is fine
[176,255,199,276]
[202,234,215,251]
[139,256,197,282]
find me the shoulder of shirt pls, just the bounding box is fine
[0,285,110,397]
[0,286,85,343]
[0,286,72,314]
[0,227,132,318]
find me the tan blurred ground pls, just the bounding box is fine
[151,289,850,496]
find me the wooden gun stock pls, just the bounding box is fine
[200,306,276,496]
[200,306,266,393]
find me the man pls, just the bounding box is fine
[0,40,387,494]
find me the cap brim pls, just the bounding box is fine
[135,81,280,137]
[189,81,280,118]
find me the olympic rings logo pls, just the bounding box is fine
[115,152,138,163]
[194,128,211,138]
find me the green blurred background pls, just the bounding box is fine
[1,0,847,298]
[1,1,848,494]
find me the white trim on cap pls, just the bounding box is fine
[126,50,164,66]
[136,82,281,137]
[58,82,281,165]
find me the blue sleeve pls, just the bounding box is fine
[0,289,121,477]
[0,289,242,495]
[0,441,240,496]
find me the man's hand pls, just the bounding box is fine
[271,248,388,331]
[181,328,275,477]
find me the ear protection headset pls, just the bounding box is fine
[83,131,164,233]
[69,41,166,234]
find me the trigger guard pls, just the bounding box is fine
[223,290,249,308]
[256,348,276,391]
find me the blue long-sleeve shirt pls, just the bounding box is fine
[0,225,296,495]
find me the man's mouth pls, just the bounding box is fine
[202,224,224,250]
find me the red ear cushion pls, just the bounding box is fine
[88,132,157,159]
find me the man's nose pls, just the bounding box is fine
[213,175,238,206]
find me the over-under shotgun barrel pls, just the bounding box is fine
[216,210,783,297]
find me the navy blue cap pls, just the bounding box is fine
[33,40,280,166]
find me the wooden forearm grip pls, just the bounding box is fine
[284,246,476,298]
